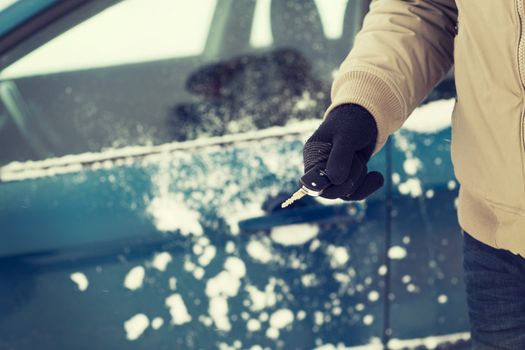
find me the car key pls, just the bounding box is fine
[281,163,332,208]
[281,141,333,208]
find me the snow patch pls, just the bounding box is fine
[368,291,379,302]
[266,327,279,339]
[392,173,401,185]
[314,311,324,325]
[124,266,145,290]
[388,332,470,349]
[70,272,89,291]
[245,279,278,312]
[151,252,172,271]
[398,178,422,197]
[301,273,318,287]
[124,313,149,341]
[247,319,262,332]
[0,118,320,182]
[205,257,246,331]
[270,224,319,246]
[438,294,448,304]
[309,239,321,252]
[297,310,306,320]
[269,308,294,329]
[225,241,236,254]
[0,163,84,182]
[147,193,203,235]
[224,256,246,278]
[193,267,205,280]
[223,201,265,236]
[327,245,350,268]
[362,314,374,326]
[407,284,418,293]
[165,293,192,325]
[402,98,455,133]
[209,296,230,331]
[403,158,422,176]
[205,271,240,300]
[198,245,216,267]
[151,317,164,330]
[169,277,177,290]
[294,91,316,111]
[246,240,273,263]
[315,339,383,350]
[314,331,469,349]
[388,246,407,260]
[147,163,203,235]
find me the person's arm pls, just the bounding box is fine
[326,0,458,154]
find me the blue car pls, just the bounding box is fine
[0,1,469,349]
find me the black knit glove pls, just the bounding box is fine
[303,104,384,200]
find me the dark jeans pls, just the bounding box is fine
[463,231,525,349]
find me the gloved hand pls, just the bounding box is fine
[303,104,384,200]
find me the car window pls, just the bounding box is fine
[314,0,349,39]
[1,0,217,77]
[250,0,272,48]
[0,0,364,166]
[0,0,19,11]
[250,0,349,47]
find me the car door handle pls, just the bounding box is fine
[237,202,364,232]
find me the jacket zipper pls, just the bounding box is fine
[517,0,525,153]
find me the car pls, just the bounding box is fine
[0,1,469,349]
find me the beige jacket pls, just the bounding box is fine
[327,0,525,257]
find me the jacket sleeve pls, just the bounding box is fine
[325,0,458,154]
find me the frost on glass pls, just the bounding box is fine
[0,0,336,165]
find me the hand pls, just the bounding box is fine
[303,104,384,200]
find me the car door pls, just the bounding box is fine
[388,78,471,347]
[0,1,391,349]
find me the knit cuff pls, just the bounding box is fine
[323,70,405,155]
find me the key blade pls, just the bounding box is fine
[281,189,307,208]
